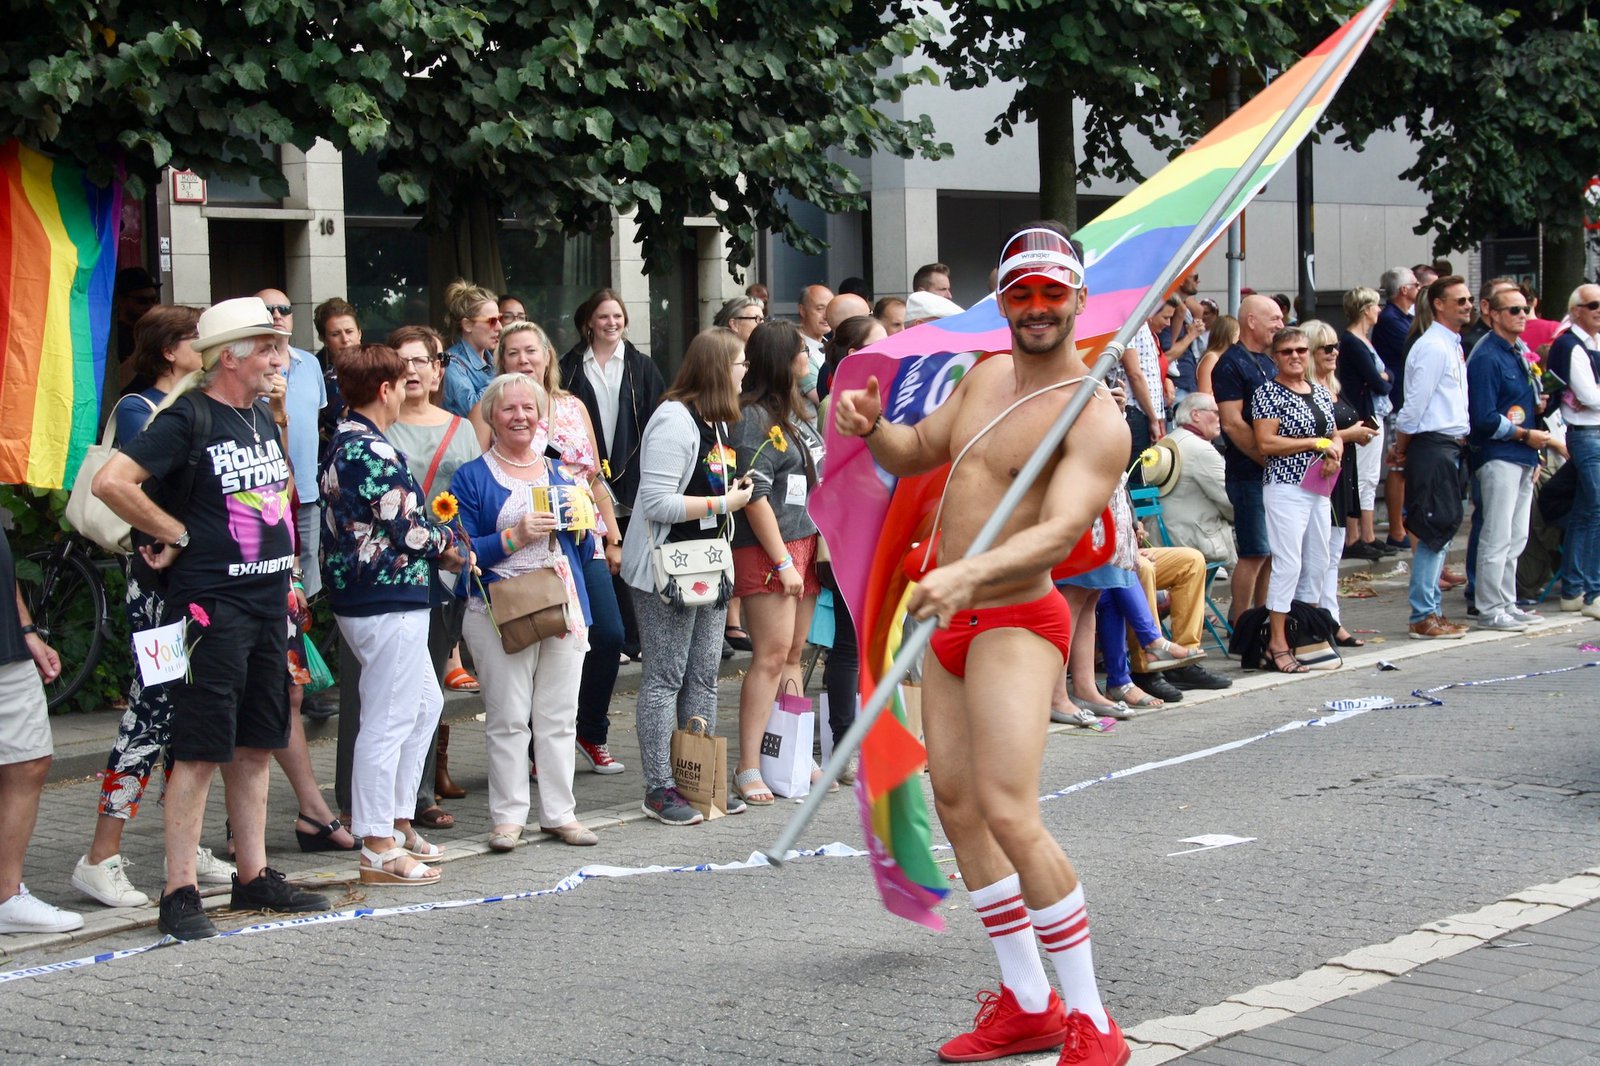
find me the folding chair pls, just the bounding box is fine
[1129,485,1232,654]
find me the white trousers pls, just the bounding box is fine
[1304,522,1346,622]
[1265,482,1331,613]
[1354,435,1383,514]
[462,608,584,828]
[1474,459,1536,617]
[338,610,442,839]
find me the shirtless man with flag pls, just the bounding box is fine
[834,221,1130,1066]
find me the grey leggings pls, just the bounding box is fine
[630,586,726,791]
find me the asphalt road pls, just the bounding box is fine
[4,625,1599,1065]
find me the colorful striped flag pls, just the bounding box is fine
[813,0,1394,927]
[1,140,121,490]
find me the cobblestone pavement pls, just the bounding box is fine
[3,566,1598,1064]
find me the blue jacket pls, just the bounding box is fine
[1466,332,1539,468]
[1372,302,1413,407]
[446,455,593,627]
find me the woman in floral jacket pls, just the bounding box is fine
[321,344,468,886]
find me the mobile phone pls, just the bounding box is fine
[1361,416,1380,431]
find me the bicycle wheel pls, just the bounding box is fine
[20,547,108,709]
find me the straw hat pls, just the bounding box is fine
[1138,437,1184,496]
[194,296,290,358]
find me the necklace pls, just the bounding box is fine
[226,399,260,444]
[491,446,539,468]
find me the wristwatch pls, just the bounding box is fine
[173,530,191,549]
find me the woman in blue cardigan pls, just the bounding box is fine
[450,373,596,850]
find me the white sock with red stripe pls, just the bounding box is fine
[1028,885,1109,1031]
[970,873,1052,1013]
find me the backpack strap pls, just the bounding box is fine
[173,392,214,518]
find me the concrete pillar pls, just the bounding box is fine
[282,140,347,352]
[610,209,651,354]
[870,186,938,298]
[697,226,742,329]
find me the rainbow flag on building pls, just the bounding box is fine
[813,0,1394,927]
[0,140,121,490]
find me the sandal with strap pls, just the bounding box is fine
[395,828,446,861]
[296,812,358,853]
[1106,683,1164,710]
[359,846,439,886]
[733,768,775,806]
[724,625,753,652]
[413,805,455,831]
[442,666,479,692]
[1269,648,1310,674]
[1143,637,1205,670]
[1335,631,1366,648]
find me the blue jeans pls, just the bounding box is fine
[576,553,625,744]
[1409,541,1449,623]
[1562,427,1600,602]
[1095,584,1163,688]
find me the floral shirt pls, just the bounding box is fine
[319,412,454,616]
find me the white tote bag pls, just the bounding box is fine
[759,688,815,799]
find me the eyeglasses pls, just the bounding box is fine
[1493,305,1531,316]
[264,304,292,316]
[1577,300,1600,312]
[1275,346,1310,356]
[402,356,437,370]
[732,359,750,368]
[472,315,504,327]
[733,315,765,324]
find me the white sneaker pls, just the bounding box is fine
[1477,611,1527,632]
[1560,596,1585,612]
[0,884,84,934]
[164,846,237,886]
[1584,601,1600,622]
[1507,606,1543,624]
[70,854,149,908]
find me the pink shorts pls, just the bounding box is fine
[733,537,821,599]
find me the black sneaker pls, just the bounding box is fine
[230,867,330,913]
[158,885,218,941]
[1165,663,1234,690]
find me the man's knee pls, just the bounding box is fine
[0,754,51,789]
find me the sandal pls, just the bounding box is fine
[396,827,446,861]
[1335,631,1366,648]
[443,667,479,692]
[724,625,753,652]
[413,805,455,831]
[295,812,358,853]
[1143,637,1204,671]
[810,761,840,794]
[734,768,775,806]
[1268,648,1310,674]
[1106,683,1164,710]
[359,845,439,886]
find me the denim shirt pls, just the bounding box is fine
[440,337,496,418]
[283,345,327,499]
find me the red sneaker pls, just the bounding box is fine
[938,986,1069,1062]
[577,738,625,775]
[1057,1010,1129,1066]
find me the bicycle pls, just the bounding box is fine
[15,531,116,709]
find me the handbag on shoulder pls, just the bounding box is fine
[651,422,735,609]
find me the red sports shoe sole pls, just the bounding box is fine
[939,1024,1070,1063]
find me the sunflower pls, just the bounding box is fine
[431,491,460,524]
[767,425,789,453]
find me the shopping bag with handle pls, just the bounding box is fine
[670,716,728,819]
[759,683,815,799]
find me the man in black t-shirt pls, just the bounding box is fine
[94,296,329,941]
[0,523,85,935]
[1211,293,1284,622]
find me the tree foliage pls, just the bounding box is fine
[0,1,950,274]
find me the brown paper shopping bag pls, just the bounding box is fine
[670,716,728,820]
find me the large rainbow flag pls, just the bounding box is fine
[0,140,121,490]
[813,0,1393,927]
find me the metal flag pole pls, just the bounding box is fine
[767,0,1392,866]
